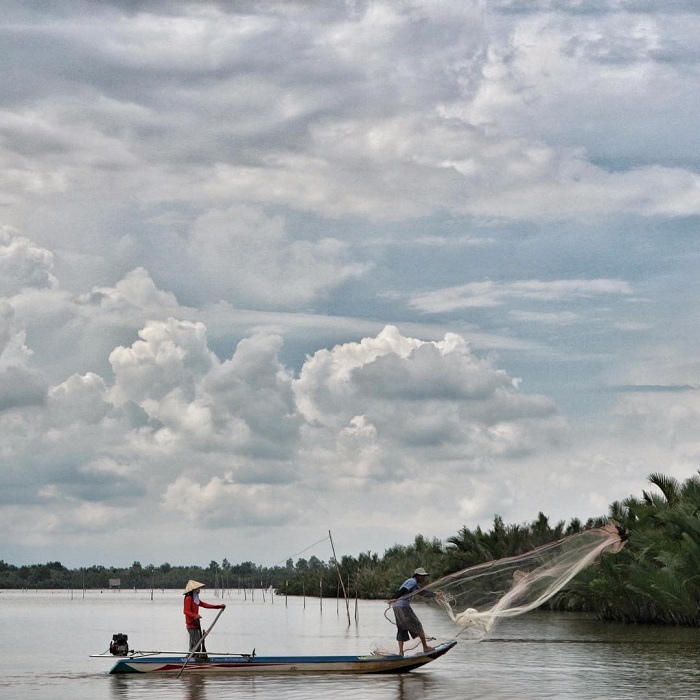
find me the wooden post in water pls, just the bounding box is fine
[355,579,359,622]
[328,530,351,626]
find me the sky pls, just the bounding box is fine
[1,0,700,570]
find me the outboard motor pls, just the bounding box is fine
[109,633,129,656]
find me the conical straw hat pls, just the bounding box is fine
[184,579,206,594]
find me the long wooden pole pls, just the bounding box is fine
[176,607,225,678]
[329,530,351,626]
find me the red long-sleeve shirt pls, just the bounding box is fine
[183,594,222,629]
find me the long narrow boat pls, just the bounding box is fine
[97,640,456,675]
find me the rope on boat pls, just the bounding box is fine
[384,606,397,626]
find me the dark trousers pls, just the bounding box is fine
[188,627,207,653]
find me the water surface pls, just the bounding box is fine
[3,589,700,699]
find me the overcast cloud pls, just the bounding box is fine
[1,0,700,568]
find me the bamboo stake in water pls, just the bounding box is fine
[329,530,351,625]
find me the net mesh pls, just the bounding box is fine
[418,521,627,641]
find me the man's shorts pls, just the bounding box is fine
[393,606,424,642]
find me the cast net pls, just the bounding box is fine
[415,522,627,642]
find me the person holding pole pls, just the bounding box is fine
[183,579,225,660]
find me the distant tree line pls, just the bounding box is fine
[4,471,700,626]
[0,557,297,592]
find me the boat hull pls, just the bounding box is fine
[108,640,456,675]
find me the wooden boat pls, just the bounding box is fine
[98,640,457,675]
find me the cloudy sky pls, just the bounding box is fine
[2,0,700,569]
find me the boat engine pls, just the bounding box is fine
[109,633,129,656]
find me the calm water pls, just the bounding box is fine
[3,588,700,699]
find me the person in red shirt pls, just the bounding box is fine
[183,579,225,658]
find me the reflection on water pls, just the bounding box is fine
[3,590,700,700]
[109,669,437,700]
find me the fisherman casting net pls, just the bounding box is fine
[399,522,627,643]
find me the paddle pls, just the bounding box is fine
[177,606,225,678]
